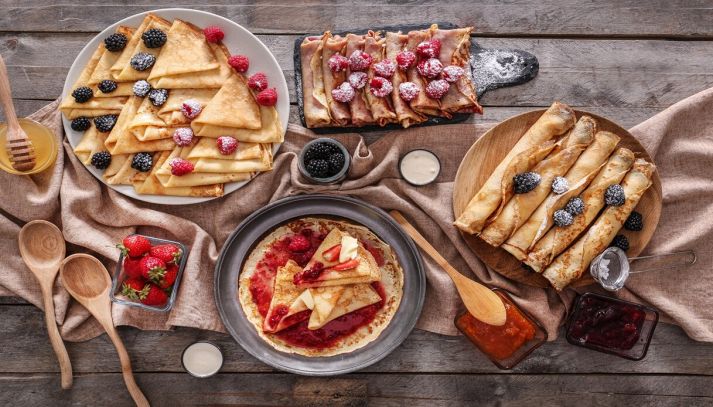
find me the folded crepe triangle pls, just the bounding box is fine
[155,144,252,188]
[148,19,220,81]
[263,260,312,333]
[105,97,176,154]
[191,74,262,132]
[110,14,172,81]
[133,150,224,197]
[306,284,381,330]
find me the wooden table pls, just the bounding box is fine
[2,1,713,405]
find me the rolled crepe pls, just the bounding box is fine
[364,31,397,126]
[345,34,376,126]
[385,31,426,128]
[300,36,332,127]
[405,25,441,116]
[431,26,482,114]
[321,32,351,126]
[542,159,656,290]
[480,117,596,246]
[454,102,576,234]
[525,147,636,272]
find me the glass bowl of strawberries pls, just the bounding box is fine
[110,234,188,312]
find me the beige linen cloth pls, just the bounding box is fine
[2,89,713,342]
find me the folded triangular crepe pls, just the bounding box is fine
[306,283,381,330]
[187,138,272,173]
[133,150,224,197]
[88,26,136,94]
[73,126,108,165]
[155,144,253,187]
[103,153,141,185]
[263,260,313,333]
[128,89,217,141]
[191,74,262,131]
[110,14,172,81]
[105,97,176,154]
[187,137,265,161]
[149,42,232,89]
[148,19,220,82]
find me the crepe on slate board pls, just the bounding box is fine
[293,23,539,133]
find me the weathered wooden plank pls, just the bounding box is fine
[1,2,713,38]
[1,304,711,375]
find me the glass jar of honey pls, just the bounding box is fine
[0,118,58,175]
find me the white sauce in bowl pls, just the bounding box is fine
[182,342,223,378]
[399,150,441,186]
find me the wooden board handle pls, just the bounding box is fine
[41,286,73,389]
[105,327,150,407]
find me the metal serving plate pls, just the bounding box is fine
[214,194,425,375]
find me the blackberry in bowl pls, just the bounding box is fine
[298,138,350,184]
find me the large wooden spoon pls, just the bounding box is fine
[18,220,73,389]
[60,254,150,407]
[390,211,507,326]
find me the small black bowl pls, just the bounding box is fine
[298,138,351,184]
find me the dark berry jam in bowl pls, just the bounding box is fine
[298,138,351,185]
[565,292,659,360]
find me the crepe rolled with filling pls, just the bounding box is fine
[385,31,426,127]
[455,102,576,234]
[542,159,655,290]
[405,25,442,116]
[431,26,482,114]
[364,31,397,126]
[345,34,376,126]
[321,32,351,126]
[480,118,596,246]
[300,36,332,127]
[525,147,636,272]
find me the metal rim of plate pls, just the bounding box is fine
[214,194,426,376]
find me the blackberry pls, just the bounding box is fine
[90,151,111,170]
[133,80,152,97]
[94,115,118,132]
[71,86,93,103]
[513,172,541,194]
[553,209,574,227]
[328,152,345,173]
[624,211,644,231]
[104,33,128,52]
[565,196,585,216]
[98,79,117,93]
[551,176,569,194]
[148,88,168,106]
[131,152,153,172]
[610,234,630,251]
[306,159,330,178]
[605,184,626,206]
[130,52,156,71]
[304,141,338,161]
[141,28,167,48]
[70,116,91,132]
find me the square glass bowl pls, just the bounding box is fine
[110,235,188,312]
[455,288,547,370]
[565,292,659,361]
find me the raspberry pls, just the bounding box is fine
[417,58,443,79]
[217,136,238,155]
[348,50,372,71]
[228,54,249,72]
[442,65,465,83]
[373,59,396,78]
[203,26,224,43]
[348,71,367,89]
[416,39,441,59]
[369,77,393,98]
[398,82,420,102]
[256,88,277,106]
[396,51,416,70]
[172,128,194,147]
[331,82,355,103]
[327,54,349,73]
[287,235,311,252]
[180,99,202,119]
[169,158,194,176]
[247,72,268,92]
[425,79,450,99]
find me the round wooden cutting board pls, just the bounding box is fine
[452,109,663,289]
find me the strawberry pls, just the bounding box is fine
[256,88,278,106]
[123,256,143,279]
[203,26,224,43]
[155,263,178,289]
[141,283,168,306]
[139,256,166,280]
[247,72,268,92]
[117,234,151,258]
[149,244,182,264]
[121,278,148,301]
[287,234,311,253]
[228,54,249,73]
[329,259,360,271]
[322,244,341,262]
[216,136,238,155]
[169,157,194,176]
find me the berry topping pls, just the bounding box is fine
[247,72,268,92]
[169,157,194,176]
[348,71,368,89]
[180,99,202,119]
[90,151,111,170]
[217,136,238,155]
[417,58,443,79]
[70,117,91,132]
[133,80,151,97]
[130,52,155,71]
[131,152,153,172]
[416,39,441,58]
[369,76,393,98]
[513,172,541,194]
[398,82,420,102]
[117,234,152,258]
[553,209,574,227]
[94,114,118,133]
[328,152,346,173]
[425,79,450,99]
[327,53,349,73]
[624,211,644,231]
[172,128,194,147]
[610,235,630,251]
[256,88,278,106]
[442,65,465,83]
[98,79,117,93]
[287,235,311,252]
[551,176,569,194]
[331,81,355,103]
[228,54,250,73]
[348,50,373,71]
[71,86,93,103]
[104,33,128,52]
[565,196,585,216]
[396,50,416,70]
[142,28,167,48]
[373,59,396,78]
[306,159,330,178]
[605,184,626,206]
[203,26,224,43]
[141,283,168,306]
[148,88,168,106]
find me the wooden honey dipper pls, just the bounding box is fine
[0,54,35,172]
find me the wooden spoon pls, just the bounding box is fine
[390,210,507,326]
[18,220,73,389]
[60,254,150,407]
[0,55,35,172]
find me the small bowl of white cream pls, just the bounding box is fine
[181,341,224,378]
[398,149,441,186]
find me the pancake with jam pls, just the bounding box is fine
[238,217,404,357]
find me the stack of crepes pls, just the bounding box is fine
[300,24,482,129]
[454,102,656,290]
[61,13,282,197]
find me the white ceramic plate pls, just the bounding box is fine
[61,8,289,205]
